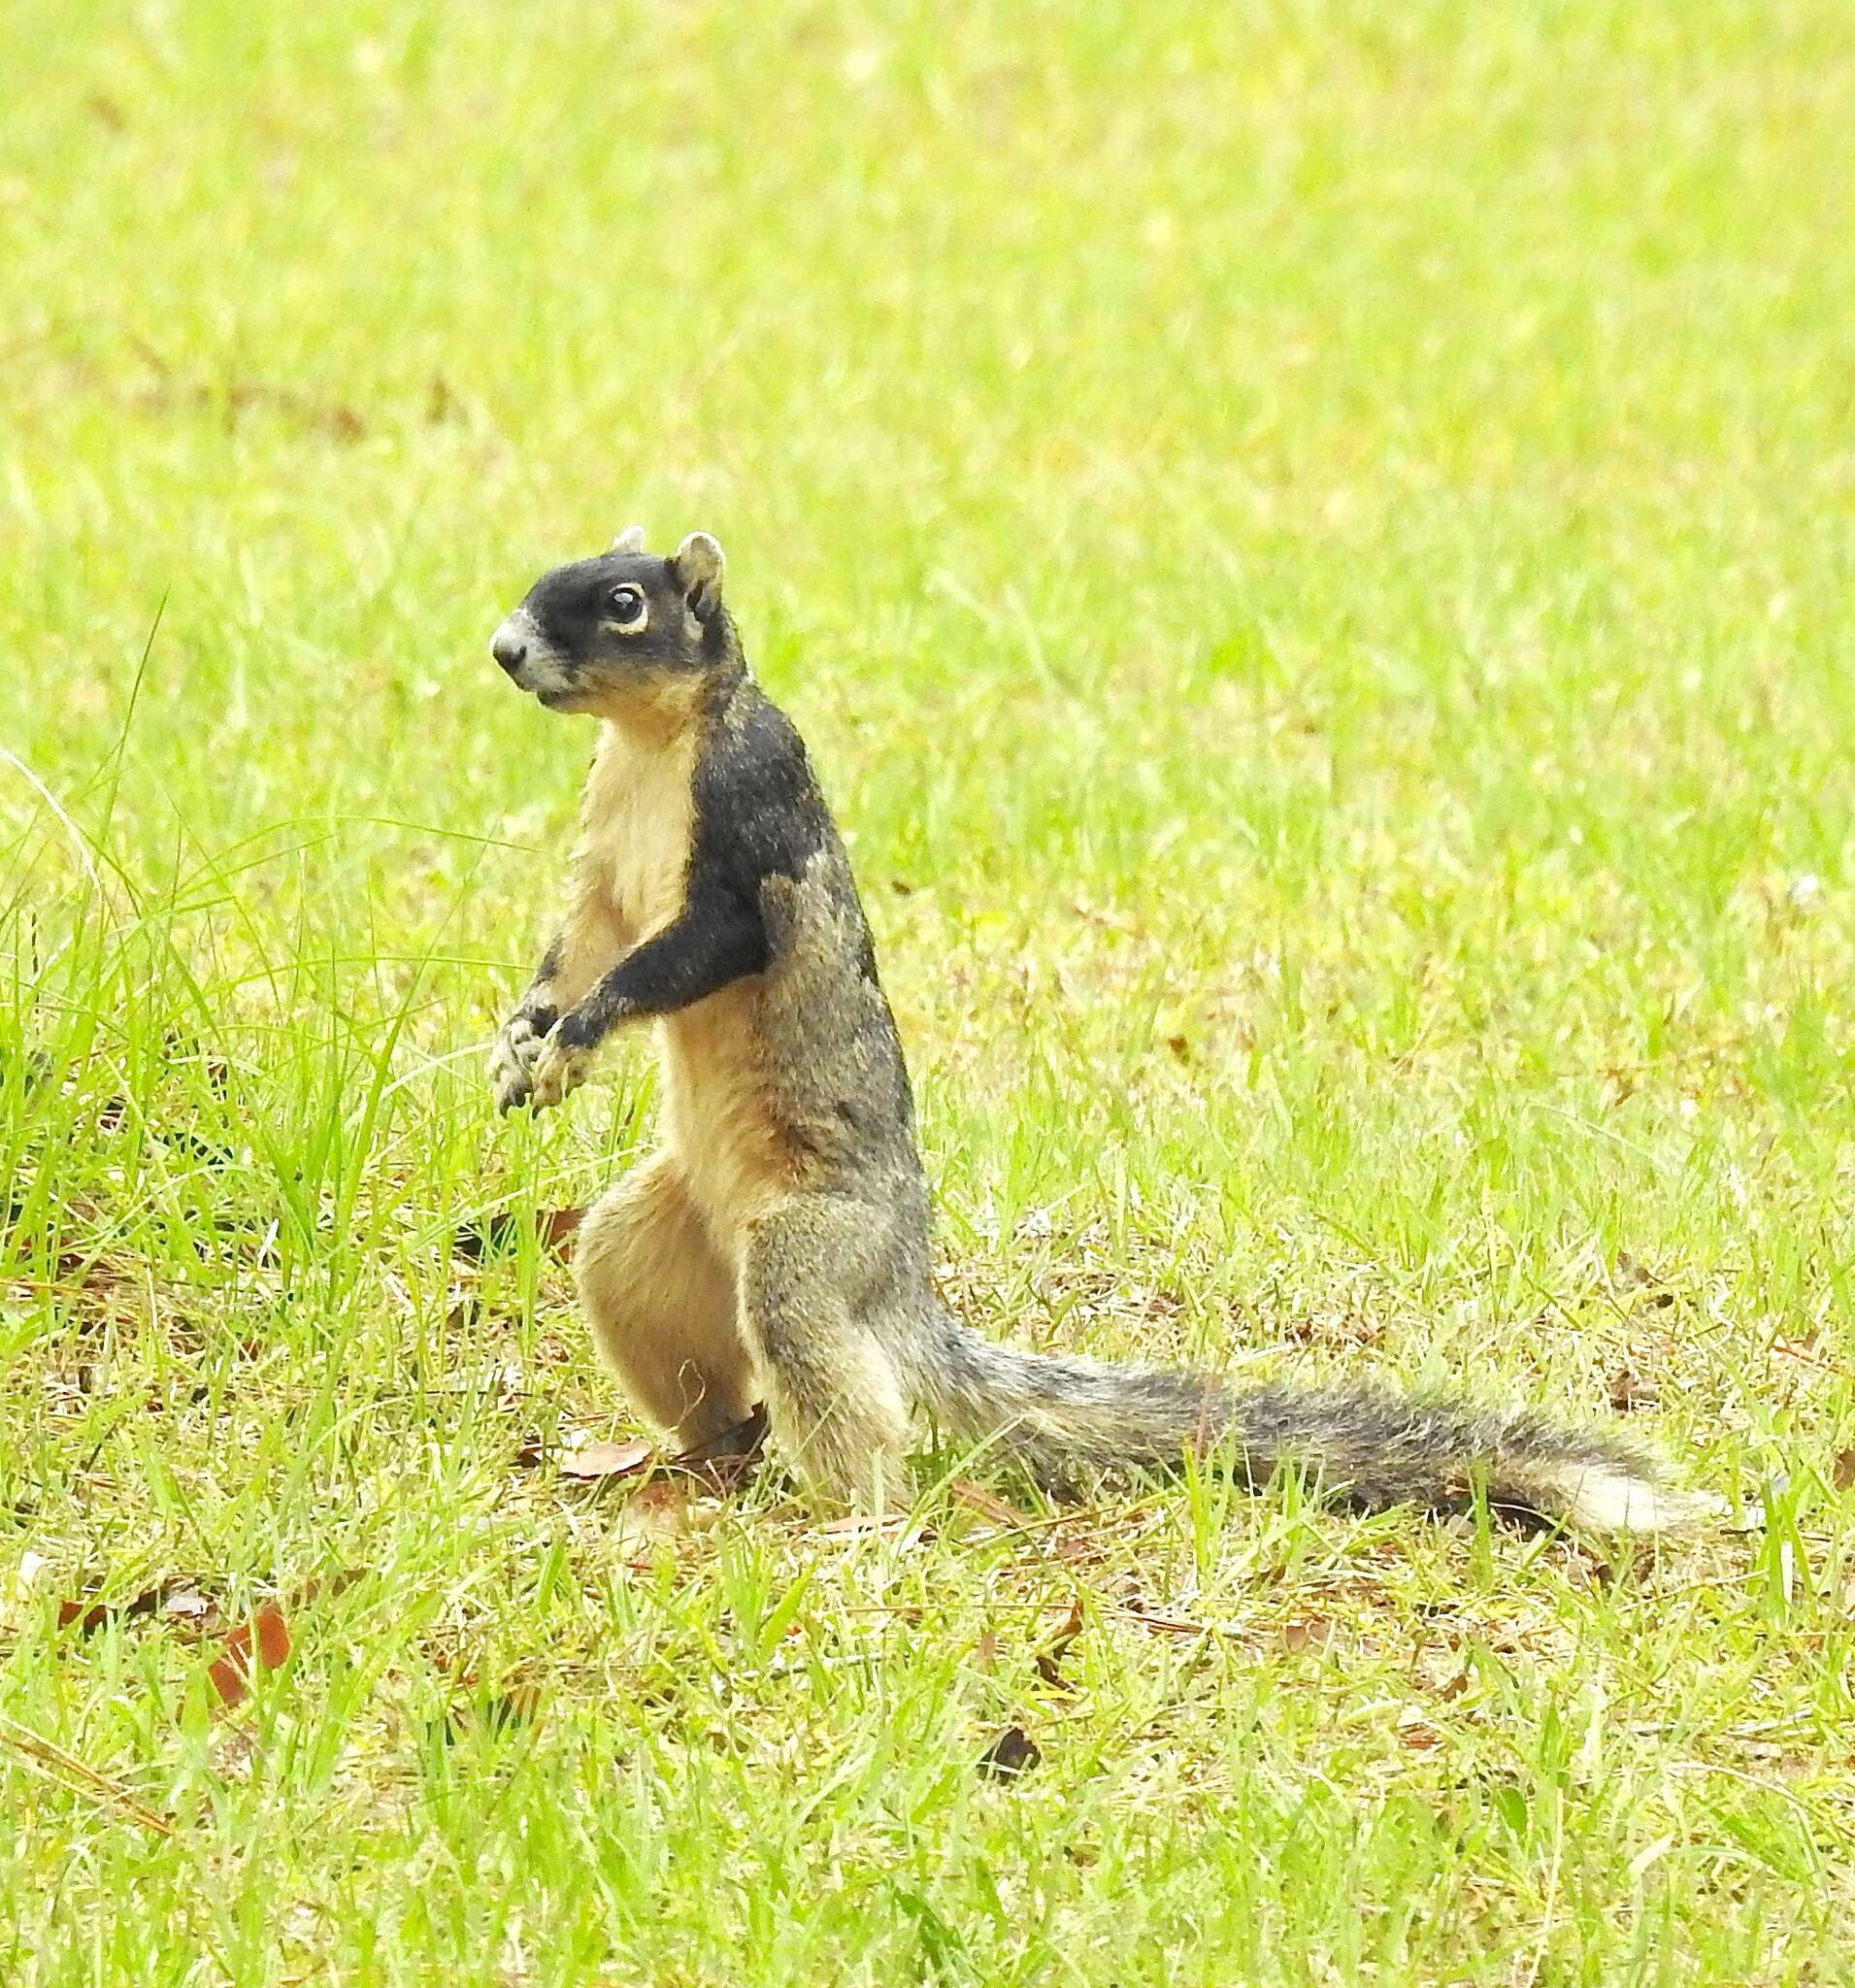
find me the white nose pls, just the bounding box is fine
[490,616,529,676]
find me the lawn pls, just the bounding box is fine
[3,1,1854,1980]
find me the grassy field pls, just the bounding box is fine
[4,0,1854,1979]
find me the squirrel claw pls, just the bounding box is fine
[489,1015,549,1112]
[493,1072,535,1114]
[527,1037,592,1110]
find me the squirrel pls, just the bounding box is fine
[484,527,1721,1532]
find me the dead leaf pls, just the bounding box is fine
[208,1603,291,1706]
[1281,1617,1333,1654]
[609,1476,697,1558]
[58,1580,202,1636]
[1397,1707,1441,1750]
[538,1207,584,1253]
[455,1207,585,1263]
[451,1213,521,1262]
[207,1656,248,1706]
[977,1725,1042,1777]
[253,1603,290,1669]
[1834,1447,1855,1493]
[559,1438,654,1481]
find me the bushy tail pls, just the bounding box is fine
[911,1319,1720,1533]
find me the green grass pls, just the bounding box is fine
[4,0,1854,1978]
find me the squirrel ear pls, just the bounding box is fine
[671,531,725,620]
[610,524,646,555]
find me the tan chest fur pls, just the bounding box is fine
[577,713,798,1238]
[659,987,795,1244]
[577,719,699,949]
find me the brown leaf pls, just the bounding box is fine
[208,1604,291,1706]
[559,1438,655,1480]
[252,1603,290,1670]
[57,1580,196,1636]
[208,1654,249,1707]
[451,1213,521,1262]
[539,1207,584,1253]
[977,1725,1042,1778]
[455,1207,585,1263]
[1834,1447,1855,1493]
[1281,1617,1333,1653]
[609,1476,697,1559]
[1397,1707,1441,1750]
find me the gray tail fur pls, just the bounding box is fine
[911,1318,1720,1534]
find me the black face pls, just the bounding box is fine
[488,551,712,712]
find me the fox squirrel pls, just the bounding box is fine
[485,528,1719,1532]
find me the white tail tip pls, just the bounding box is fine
[1551,1464,1728,1533]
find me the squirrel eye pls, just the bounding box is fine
[607,584,647,634]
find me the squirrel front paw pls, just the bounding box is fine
[526,1034,595,1110]
[489,1011,549,1114]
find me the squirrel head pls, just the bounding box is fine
[489,528,738,721]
